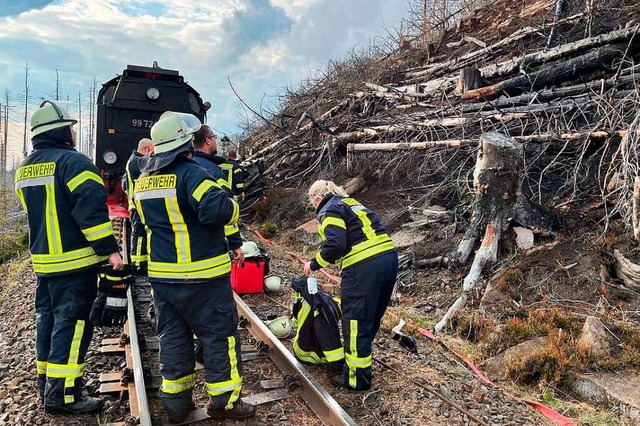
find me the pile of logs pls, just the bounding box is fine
[240,0,640,327]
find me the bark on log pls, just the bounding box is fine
[455,68,484,95]
[634,176,640,241]
[613,249,640,290]
[462,43,631,102]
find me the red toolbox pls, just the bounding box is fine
[231,259,266,294]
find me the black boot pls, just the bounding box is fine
[331,374,370,391]
[36,375,46,406]
[44,396,103,414]
[159,389,196,424]
[207,399,256,421]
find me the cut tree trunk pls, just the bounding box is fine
[435,132,560,333]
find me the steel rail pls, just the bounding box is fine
[234,293,357,426]
[121,218,152,426]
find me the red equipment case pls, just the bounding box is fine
[231,259,266,294]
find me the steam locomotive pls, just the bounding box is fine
[94,64,209,217]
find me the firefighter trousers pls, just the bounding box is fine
[151,278,243,410]
[129,211,147,269]
[340,250,398,390]
[36,269,97,406]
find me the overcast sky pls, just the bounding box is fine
[0,0,407,163]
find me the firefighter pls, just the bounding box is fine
[192,133,245,201]
[133,112,255,423]
[123,138,154,273]
[226,148,249,199]
[15,100,123,414]
[303,180,398,391]
[192,125,244,264]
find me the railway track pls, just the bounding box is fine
[105,217,356,426]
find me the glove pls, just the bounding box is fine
[89,265,134,326]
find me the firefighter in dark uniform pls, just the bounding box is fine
[133,112,255,423]
[303,180,398,391]
[191,125,244,264]
[15,100,124,414]
[196,134,246,202]
[123,138,154,272]
[226,148,249,200]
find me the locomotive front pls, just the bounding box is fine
[95,64,209,216]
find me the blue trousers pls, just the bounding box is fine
[340,250,398,389]
[151,277,243,409]
[36,269,97,406]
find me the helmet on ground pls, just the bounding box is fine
[31,100,78,137]
[264,275,282,292]
[240,241,260,258]
[266,316,292,338]
[150,111,201,154]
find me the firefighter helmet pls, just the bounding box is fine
[266,316,292,338]
[31,100,78,137]
[264,275,282,292]
[240,241,261,258]
[150,111,202,154]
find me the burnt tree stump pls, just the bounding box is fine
[436,132,560,332]
[455,68,484,95]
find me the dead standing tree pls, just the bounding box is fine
[435,132,560,332]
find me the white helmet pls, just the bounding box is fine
[241,241,260,258]
[264,275,282,292]
[266,316,292,338]
[150,111,201,154]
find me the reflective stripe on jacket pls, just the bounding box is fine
[15,146,118,277]
[192,151,242,250]
[309,195,395,271]
[133,158,239,283]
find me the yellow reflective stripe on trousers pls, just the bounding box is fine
[165,196,191,263]
[162,373,196,394]
[67,170,103,192]
[46,362,84,379]
[81,221,114,242]
[349,319,358,388]
[63,320,85,403]
[148,253,231,280]
[345,352,372,368]
[206,336,242,410]
[314,251,331,268]
[36,360,47,375]
[341,234,394,269]
[324,347,345,362]
[192,180,218,202]
[45,183,63,254]
[31,247,107,274]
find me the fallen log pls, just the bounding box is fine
[462,42,633,102]
[613,249,640,290]
[434,133,560,333]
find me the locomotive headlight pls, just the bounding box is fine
[103,150,117,165]
[146,87,160,100]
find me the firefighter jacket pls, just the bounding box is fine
[310,195,395,271]
[206,154,246,200]
[15,137,119,277]
[123,151,148,265]
[192,151,242,250]
[132,157,239,283]
[123,150,143,210]
[291,276,344,365]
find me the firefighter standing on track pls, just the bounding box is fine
[123,138,154,273]
[191,125,244,264]
[133,111,255,423]
[15,100,124,414]
[303,180,398,391]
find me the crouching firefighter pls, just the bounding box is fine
[15,100,124,414]
[303,180,398,391]
[133,111,255,423]
[290,276,344,371]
